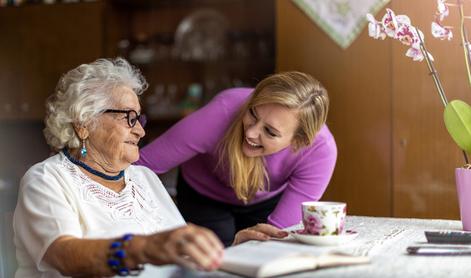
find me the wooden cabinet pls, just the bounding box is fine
[0,2,104,120]
[0,0,275,129]
[104,0,275,137]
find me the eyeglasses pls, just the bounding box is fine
[103,109,147,128]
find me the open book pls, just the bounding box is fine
[220,240,369,278]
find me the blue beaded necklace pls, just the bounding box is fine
[63,148,124,181]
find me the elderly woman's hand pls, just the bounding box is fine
[142,224,224,271]
[232,223,289,245]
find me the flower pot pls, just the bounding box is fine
[455,168,471,231]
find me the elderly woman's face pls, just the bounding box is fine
[86,86,145,171]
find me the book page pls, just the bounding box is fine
[221,241,320,277]
[221,240,368,278]
[223,240,325,263]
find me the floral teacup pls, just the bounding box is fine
[301,201,347,236]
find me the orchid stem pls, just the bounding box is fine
[459,2,471,164]
[416,30,448,106]
[415,27,469,164]
[459,3,471,90]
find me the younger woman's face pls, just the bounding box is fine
[241,103,299,157]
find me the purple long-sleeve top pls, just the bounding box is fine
[136,88,337,228]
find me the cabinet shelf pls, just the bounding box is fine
[135,58,274,69]
[111,0,252,10]
[0,0,97,9]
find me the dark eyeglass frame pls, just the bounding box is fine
[103,109,146,128]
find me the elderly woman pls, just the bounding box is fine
[13,58,287,277]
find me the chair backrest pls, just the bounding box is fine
[0,188,18,278]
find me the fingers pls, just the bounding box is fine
[168,224,224,271]
[251,223,289,239]
[205,226,225,251]
[235,228,271,245]
[181,231,221,269]
[233,224,289,245]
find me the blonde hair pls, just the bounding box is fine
[43,58,147,151]
[218,71,329,203]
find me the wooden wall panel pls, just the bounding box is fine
[277,0,393,216]
[391,1,468,219]
[277,0,470,220]
[0,2,104,120]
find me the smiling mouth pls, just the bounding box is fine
[245,137,262,148]
[125,141,138,146]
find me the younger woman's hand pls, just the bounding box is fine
[232,223,289,245]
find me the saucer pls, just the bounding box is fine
[291,230,359,246]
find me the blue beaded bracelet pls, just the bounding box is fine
[107,234,144,276]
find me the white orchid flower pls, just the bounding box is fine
[431,21,453,40]
[382,8,400,38]
[366,13,386,40]
[437,0,450,21]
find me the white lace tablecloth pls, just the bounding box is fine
[139,216,468,278]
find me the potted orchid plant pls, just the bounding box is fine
[367,1,471,230]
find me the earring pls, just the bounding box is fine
[80,139,87,158]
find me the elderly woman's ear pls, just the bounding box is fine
[73,123,89,140]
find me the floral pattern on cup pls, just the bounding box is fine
[303,215,324,235]
[301,202,347,236]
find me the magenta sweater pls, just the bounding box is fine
[137,88,337,228]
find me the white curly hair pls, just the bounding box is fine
[43,57,148,151]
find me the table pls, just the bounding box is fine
[138,216,470,278]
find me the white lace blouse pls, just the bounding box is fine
[13,152,185,278]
